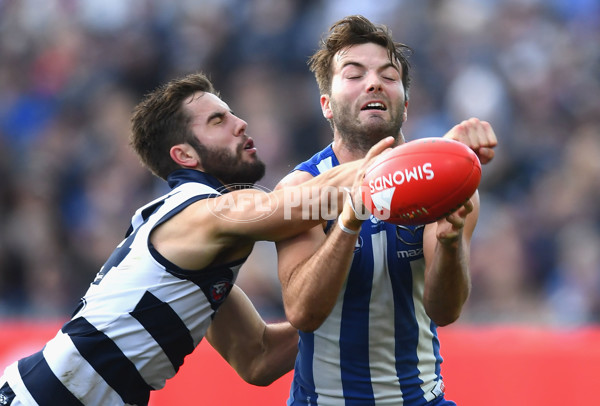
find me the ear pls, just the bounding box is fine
[170,144,200,169]
[321,94,333,120]
[402,99,409,122]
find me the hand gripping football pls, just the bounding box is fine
[361,137,482,225]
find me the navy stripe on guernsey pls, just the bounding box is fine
[387,226,423,403]
[339,229,374,402]
[129,291,194,376]
[62,318,153,405]
[18,352,83,406]
[289,334,316,404]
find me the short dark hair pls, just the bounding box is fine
[309,15,412,99]
[130,72,218,180]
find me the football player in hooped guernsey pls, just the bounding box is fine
[276,16,497,405]
[0,72,393,406]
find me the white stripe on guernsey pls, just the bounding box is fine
[369,230,404,404]
[149,276,214,346]
[316,156,333,174]
[105,315,176,389]
[312,277,347,403]
[3,362,39,406]
[80,281,177,388]
[410,259,439,402]
[78,276,177,389]
[44,330,123,405]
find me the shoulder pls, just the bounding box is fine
[293,144,338,177]
[276,144,338,190]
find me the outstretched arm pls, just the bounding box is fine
[423,117,497,326]
[205,285,298,386]
[152,137,393,271]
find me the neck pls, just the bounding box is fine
[331,137,366,163]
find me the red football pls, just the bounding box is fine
[361,137,481,225]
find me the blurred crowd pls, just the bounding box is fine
[0,0,599,326]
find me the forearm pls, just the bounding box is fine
[206,287,297,385]
[249,321,298,386]
[423,238,471,326]
[217,322,297,386]
[280,219,359,332]
[217,160,361,242]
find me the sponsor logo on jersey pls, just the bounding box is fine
[210,281,232,303]
[397,248,424,259]
[395,224,425,245]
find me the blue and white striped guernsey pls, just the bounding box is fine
[1,169,244,406]
[287,145,454,406]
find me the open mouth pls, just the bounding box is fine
[361,101,387,111]
[243,138,255,150]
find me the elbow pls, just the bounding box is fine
[286,307,325,333]
[428,303,465,327]
[432,312,460,327]
[240,367,278,387]
[235,354,281,386]
[425,301,464,327]
[237,353,294,386]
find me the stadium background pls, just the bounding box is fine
[1,0,599,404]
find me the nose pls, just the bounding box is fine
[234,117,248,137]
[366,73,383,93]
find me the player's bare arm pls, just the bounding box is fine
[152,137,392,272]
[150,160,361,270]
[276,137,394,332]
[420,118,497,326]
[205,285,298,386]
[422,192,479,326]
[276,174,358,333]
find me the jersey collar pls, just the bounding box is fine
[166,169,228,193]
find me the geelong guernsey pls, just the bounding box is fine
[288,145,448,406]
[2,169,244,406]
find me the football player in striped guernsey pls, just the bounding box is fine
[0,72,393,406]
[276,16,497,405]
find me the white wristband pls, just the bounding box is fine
[337,214,359,235]
[343,187,359,216]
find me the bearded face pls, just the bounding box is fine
[329,94,405,153]
[192,141,266,186]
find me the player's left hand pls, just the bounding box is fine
[435,198,474,245]
[443,118,497,165]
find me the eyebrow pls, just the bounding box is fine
[340,61,399,73]
[206,111,226,124]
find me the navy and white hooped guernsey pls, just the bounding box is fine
[287,145,453,406]
[1,169,244,406]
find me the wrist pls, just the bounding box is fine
[337,213,361,235]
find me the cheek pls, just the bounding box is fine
[331,76,359,98]
[330,88,359,112]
